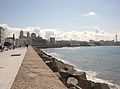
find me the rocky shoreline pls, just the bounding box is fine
[34,47,110,89]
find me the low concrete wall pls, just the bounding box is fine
[11,46,67,89]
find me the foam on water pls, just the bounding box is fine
[85,70,119,89]
[72,68,119,89]
[48,52,72,64]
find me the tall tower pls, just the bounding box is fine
[20,30,23,39]
[116,34,117,42]
[27,32,30,38]
[13,34,15,40]
[0,27,5,46]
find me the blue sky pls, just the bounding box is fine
[0,0,120,32]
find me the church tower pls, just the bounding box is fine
[27,32,30,38]
[116,34,117,42]
[20,30,23,39]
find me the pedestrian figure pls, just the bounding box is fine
[26,44,28,48]
[0,44,3,52]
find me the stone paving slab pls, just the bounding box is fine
[0,47,27,89]
[11,46,68,89]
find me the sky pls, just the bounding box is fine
[0,0,120,41]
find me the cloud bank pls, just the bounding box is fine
[0,24,119,41]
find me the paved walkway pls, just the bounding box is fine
[11,46,67,89]
[0,47,27,89]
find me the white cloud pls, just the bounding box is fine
[0,24,119,41]
[84,11,96,16]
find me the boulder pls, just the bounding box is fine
[77,77,91,89]
[56,61,76,73]
[65,64,75,73]
[66,83,76,89]
[66,83,82,89]
[67,77,78,85]
[54,72,61,78]
[46,61,59,72]
[73,71,86,79]
[56,60,66,70]
[91,83,110,89]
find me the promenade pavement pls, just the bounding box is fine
[0,47,27,89]
[11,46,68,89]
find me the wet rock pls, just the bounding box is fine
[77,77,91,89]
[73,71,86,79]
[55,61,75,73]
[59,71,90,89]
[67,77,78,85]
[66,83,82,89]
[46,61,59,72]
[65,64,75,73]
[66,83,76,89]
[54,72,61,78]
[91,83,110,89]
[59,72,70,83]
[56,61,66,70]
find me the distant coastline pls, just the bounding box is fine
[33,44,120,49]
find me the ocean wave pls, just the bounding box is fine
[50,52,61,57]
[62,47,80,50]
[86,71,119,89]
[47,52,71,64]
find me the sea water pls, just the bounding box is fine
[42,46,120,89]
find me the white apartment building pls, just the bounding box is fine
[0,27,5,46]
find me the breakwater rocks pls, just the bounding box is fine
[34,47,110,89]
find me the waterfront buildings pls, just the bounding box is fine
[1,26,120,47]
[50,37,55,44]
[31,35,48,46]
[5,37,14,44]
[16,30,48,46]
[17,30,31,47]
[31,33,36,38]
[0,27,5,46]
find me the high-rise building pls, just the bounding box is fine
[20,30,23,38]
[0,27,5,46]
[116,34,117,42]
[50,37,55,44]
[27,32,30,38]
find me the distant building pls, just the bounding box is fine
[89,40,96,46]
[5,37,14,48]
[5,37,14,44]
[27,32,30,38]
[89,40,95,43]
[116,34,118,42]
[15,38,21,47]
[50,37,55,44]
[18,30,31,46]
[20,30,24,39]
[0,27,5,46]
[18,38,28,47]
[31,33,36,38]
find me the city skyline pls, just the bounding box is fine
[0,0,120,41]
[0,24,120,41]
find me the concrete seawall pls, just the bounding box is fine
[11,46,67,89]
